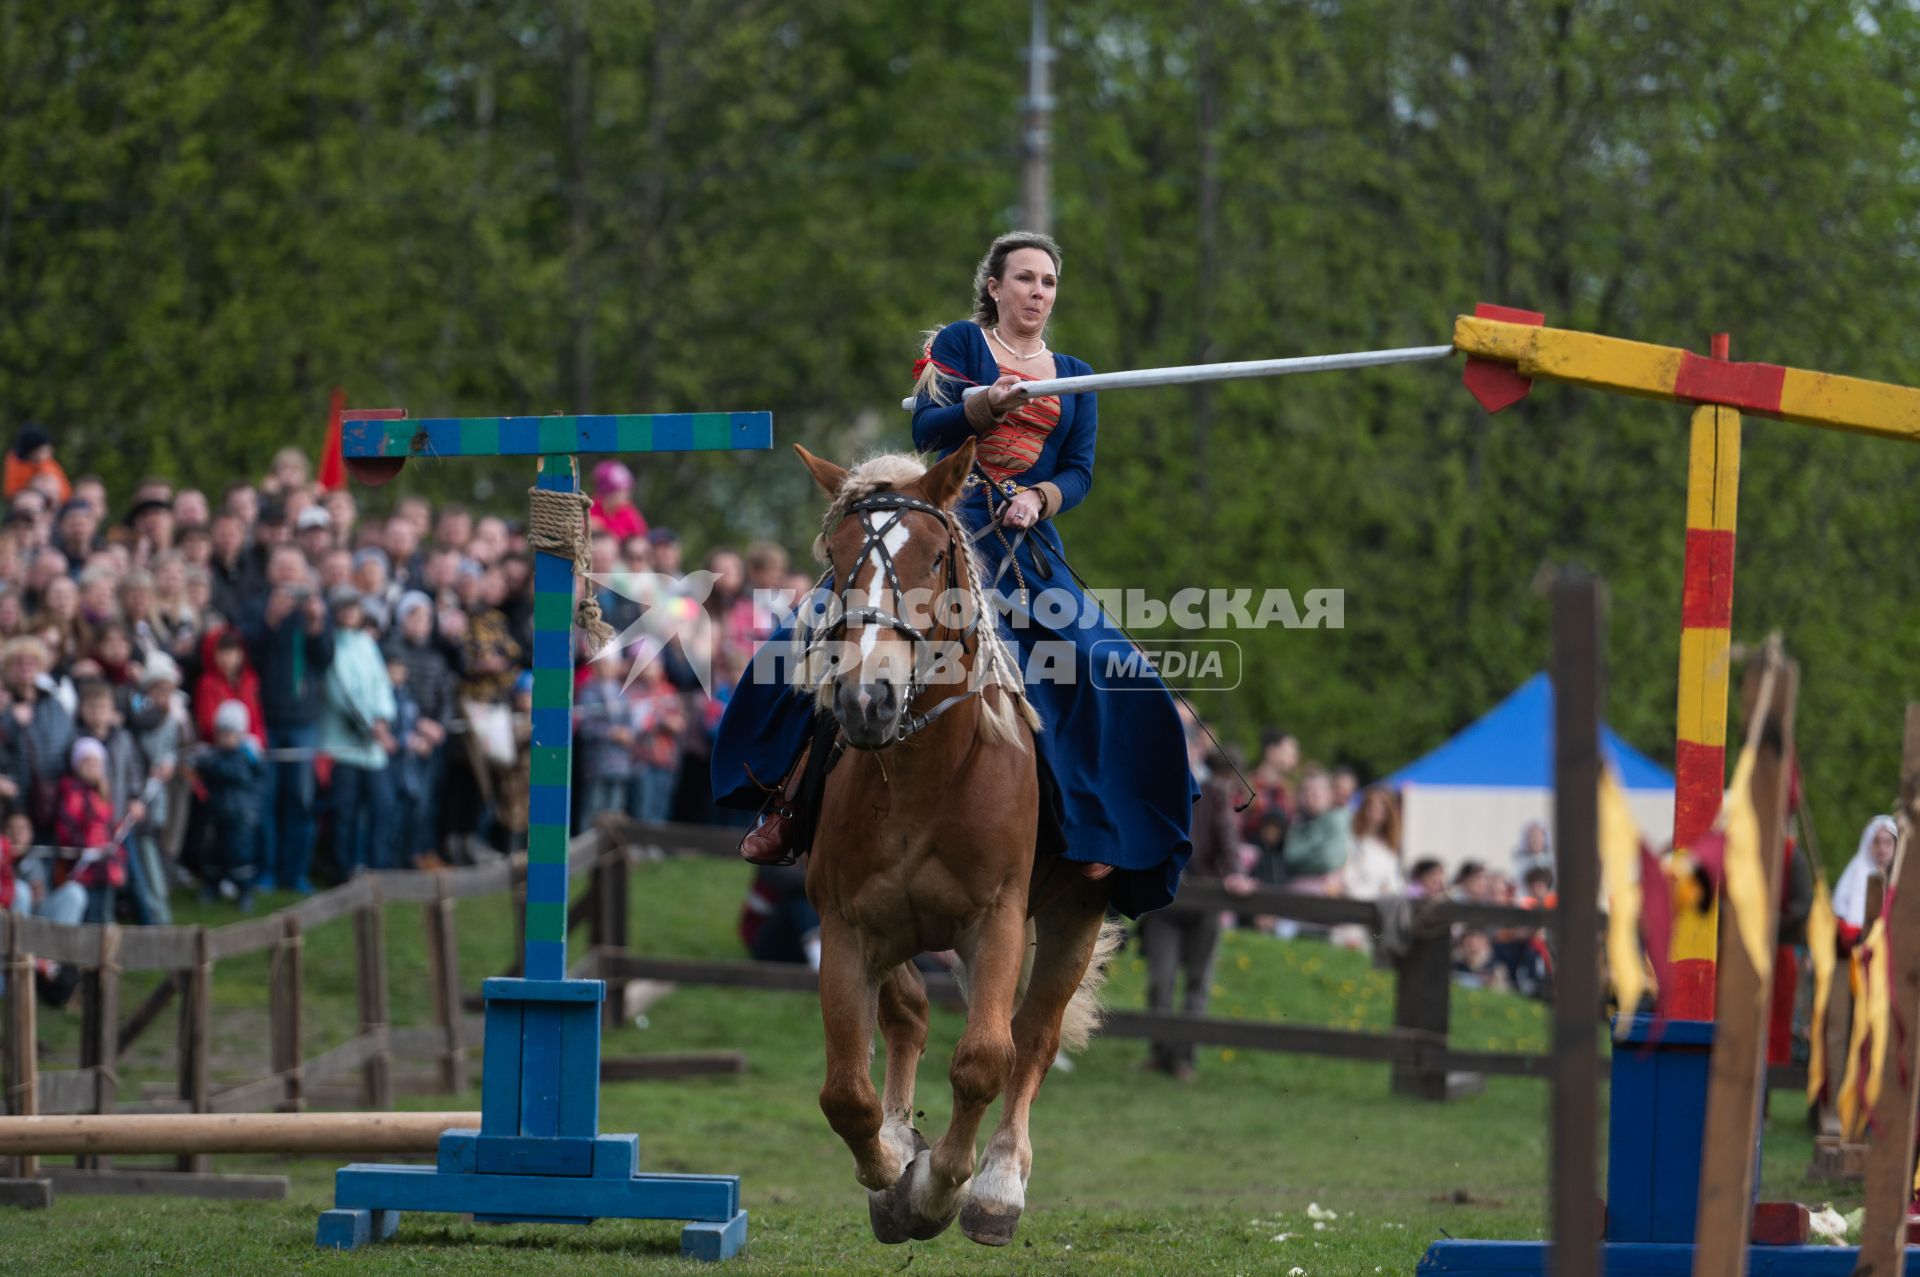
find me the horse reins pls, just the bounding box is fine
[807,491,993,744]
[971,471,1259,813]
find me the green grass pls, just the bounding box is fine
[3,857,1856,1274]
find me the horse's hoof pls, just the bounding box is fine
[900,1146,959,1241]
[867,1131,942,1245]
[867,1186,913,1245]
[960,1201,1022,1247]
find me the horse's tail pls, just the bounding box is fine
[950,916,1123,1055]
[1057,919,1127,1054]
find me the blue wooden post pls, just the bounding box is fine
[317,409,768,1261]
[526,456,578,984]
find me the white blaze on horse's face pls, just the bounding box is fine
[854,523,912,666]
[832,516,917,749]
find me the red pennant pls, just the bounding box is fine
[1462,302,1545,413]
[318,387,347,491]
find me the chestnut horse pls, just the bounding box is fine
[792,440,1121,1246]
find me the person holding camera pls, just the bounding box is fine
[244,544,334,893]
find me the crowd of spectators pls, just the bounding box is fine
[0,428,810,959]
[0,419,1572,1042]
[1139,720,1559,1078]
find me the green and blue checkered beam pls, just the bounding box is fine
[340,408,772,979]
[342,411,773,460]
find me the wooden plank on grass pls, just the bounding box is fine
[0,1177,51,1207]
[44,1168,288,1200]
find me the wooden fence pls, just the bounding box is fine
[5,817,1812,1193]
[0,830,634,1192]
[612,819,1811,1100]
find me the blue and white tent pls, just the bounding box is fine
[1385,673,1675,877]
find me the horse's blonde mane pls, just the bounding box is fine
[797,452,1040,747]
[810,453,933,563]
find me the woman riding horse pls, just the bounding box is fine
[713,231,1196,918]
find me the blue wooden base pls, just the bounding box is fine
[316,1164,747,1260]
[316,976,746,1261]
[1419,1241,1920,1274]
[1607,1016,1715,1243]
[316,1207,398,1249]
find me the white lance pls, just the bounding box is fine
[898,343,1456,411]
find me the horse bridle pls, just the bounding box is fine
[808,491,986,743]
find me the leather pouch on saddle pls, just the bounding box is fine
[739,713,840,866]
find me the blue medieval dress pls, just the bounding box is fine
[711,320,1195,916]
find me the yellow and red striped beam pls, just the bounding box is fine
[1668,334,1741,1022]
[1453,314,1920,443]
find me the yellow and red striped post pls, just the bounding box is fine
[1668,333,1740,1021]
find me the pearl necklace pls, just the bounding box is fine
[988,326,1048,361]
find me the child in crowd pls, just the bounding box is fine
[1452,928,1507,991]
[0,822,27,917]
[629,662,686,824]
[194,700,265,908]
[75,677,160,922]
[1406,857,1447,898]
[193,626,263,742]
[55,737,122,923]
[75,681,143,810]
[575,657,635,829]
[6,812,40,904]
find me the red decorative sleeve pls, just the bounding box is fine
[911,355,970,385]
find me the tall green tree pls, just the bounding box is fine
[4,0,1919,867]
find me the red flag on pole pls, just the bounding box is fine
[318,387,347,491]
